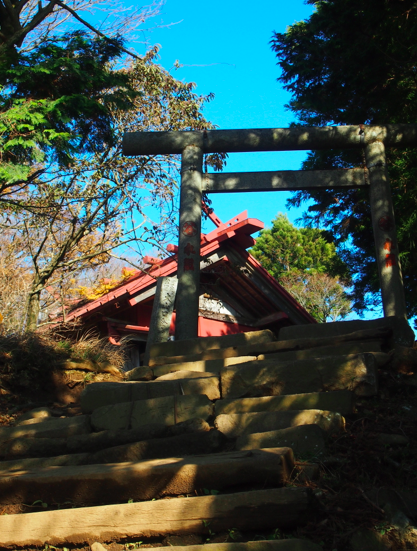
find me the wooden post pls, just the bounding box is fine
[175,145,203,340]
[143,277,178,366]
[365,139,407,318]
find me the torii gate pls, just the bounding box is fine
[123,124,417,341]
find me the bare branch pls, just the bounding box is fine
[54,0,142,60]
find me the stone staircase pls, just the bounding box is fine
[0,316,414,550]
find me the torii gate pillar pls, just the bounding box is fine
[365,139,407,318]
[175,145,203,340]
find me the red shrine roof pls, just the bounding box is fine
[64,209,316,328]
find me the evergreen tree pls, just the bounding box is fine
[271,0,417,316]
[0,32,136,198]
[251,214,351,322]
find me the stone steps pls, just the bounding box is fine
[1,320,409,549]
[0,447,293,507]
[80,377,220,413]
[0,487,317,547]
[0,414,91,445]
[236,424,328,457]
[220,354,380,398]
[148,329,276,359]
[278,315,414,347]
[127,340,383,379]
[214,409,345,439]
[215,390,355,416]
[147,325,392,367]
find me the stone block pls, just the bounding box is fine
[67,418,210,454]
[151,356,257,375]
[220,354,378,399]
[155,370,217,380]
[258,341,383,362]
[0,415,91,445]
[220,359,321,399]
[214,409,345,438]
[149,327,391,367]
[236,424,327,457]
[143,276,178,366]
[0,454,90,472]
[215,391,355,417]
[86,429,224,464]
[15,407,52,425]
[91,401,131,431]
[130,395,214,429]
[278,316,414,348]
[80,383,130,413]
[125,367,153,381]
[91,394,214,432]
[1,437,67,459]
[15,416,56,427]
[0,487,317,546]
[316,354,378,396]
[149,329,275,359]
[81,376,220,413]
[67,424,168,453]
[389,345,417,373]
[0,448,294,507]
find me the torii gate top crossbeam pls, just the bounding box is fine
[123,124,417,156]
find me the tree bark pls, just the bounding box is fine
[25,289,41,332]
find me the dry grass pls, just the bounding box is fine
[0,328,127,393]
[69,330,127,370]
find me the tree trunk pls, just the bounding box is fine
[26,290,41,332]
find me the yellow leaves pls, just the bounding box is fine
[75,278,120,300]
[121,267,137,279]
[73,266,138,301]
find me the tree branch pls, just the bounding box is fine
[54,0,142,61]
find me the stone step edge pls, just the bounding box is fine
[148,326,391,366]
[148,329,276,360]
[0,447,294,507]
[0,487,317,547]
[214,390,355,417]
[215,409,345,439]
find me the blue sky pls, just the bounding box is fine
[133,0,315,232]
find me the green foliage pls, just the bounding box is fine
[0,32,136,192]
[271,0,417,126]
[271,0,417,316]
[0,36,222,331]
[250,214,351,321]
[280,271,352,323]
[251,213,349,280]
